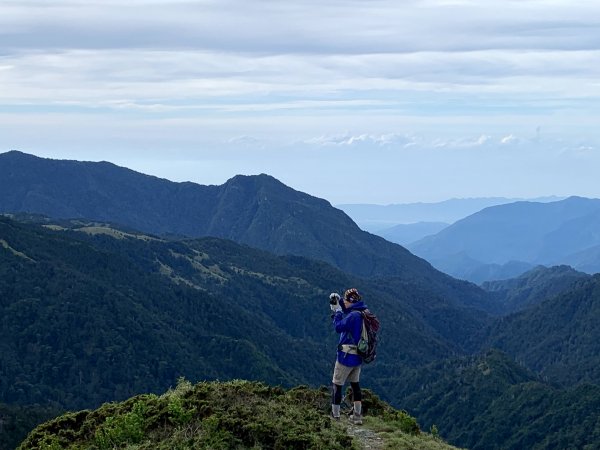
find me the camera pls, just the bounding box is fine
[329,293,341,305]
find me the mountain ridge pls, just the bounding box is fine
[377,221,449,246]
[17,380,458,450]
[337,196,564,232]
[408,196,600,281]
[482,265,590,314]
[0,150,492,313]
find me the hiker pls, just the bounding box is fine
[329,288,367,424]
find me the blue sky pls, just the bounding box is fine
[1,0,599,203]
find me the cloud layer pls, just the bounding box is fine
[1,0,599,202]
[2,0,600,106]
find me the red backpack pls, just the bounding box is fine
[357,309,380,364]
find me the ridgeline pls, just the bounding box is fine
[18,380,459,450]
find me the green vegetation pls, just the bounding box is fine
[3,214,600,449]
[393,351,600,449]
[482,265,589,314]
[485,274,600,386]
[0,215,480,410]
[18,380,455,450]
[0,215,468,446]
[364,417,461,450]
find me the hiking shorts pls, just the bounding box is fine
[332,360,361,385]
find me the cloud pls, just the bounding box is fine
[2,48,600,116]
[2,0,599,54]
[430,134,499,149]
[304,132,530,150]
[1,0,600,119]
[500,134,519,145]
[304,133,417,147]
[226,135,264,147]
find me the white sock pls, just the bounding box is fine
[353,401,362,415]
[332,404,340,418]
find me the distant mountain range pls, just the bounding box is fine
[376,221,449,246]
[0,150,490,311]
[337,196,563,232]
[408,196,600,282]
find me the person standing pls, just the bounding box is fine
[329,288,367,424]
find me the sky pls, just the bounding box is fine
[1,0,600,204]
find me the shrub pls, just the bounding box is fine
[94,401,147,449]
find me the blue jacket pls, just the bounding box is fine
[333,300,367,367]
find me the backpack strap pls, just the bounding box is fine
[359,311,368,342]
[349,310,365,344]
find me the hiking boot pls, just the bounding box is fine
[330,413,341,421]
[349,413,363,425]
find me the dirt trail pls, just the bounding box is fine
[346,422,385,450]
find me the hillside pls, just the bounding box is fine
[2,217,599,448]
[485,274,600,386]
[408,197,600,281]
[0,151,491,314]
[6,214,600,448]
[482,265,589,314]
[18,380,459,450]
[392,350,600,450]
[0,215,489,410]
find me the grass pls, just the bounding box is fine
[363,416,464,450]
[77,226,158,241]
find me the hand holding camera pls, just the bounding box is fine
[329,293,342,313]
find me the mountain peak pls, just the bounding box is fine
[563,195,598,203]
[229,173,276,181]
[1,149,39,160]
[225,173,285,190]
